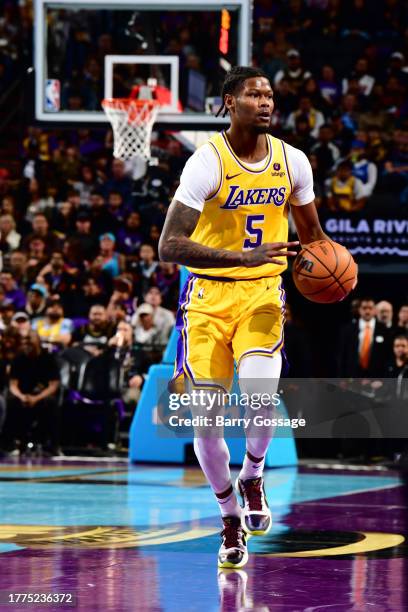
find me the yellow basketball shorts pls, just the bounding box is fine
[172,272,286,389]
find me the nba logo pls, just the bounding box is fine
[45,79,60,112]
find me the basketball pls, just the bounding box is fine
[292,240,358,303]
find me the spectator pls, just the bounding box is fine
[153,262,180,311]
[0,285,8,310]
[66,189,81,212]
[73,304,114,351]
[301,76,329,113]
[106,275,135,320]
[148,224,161,248]
[0,327,21,368]
[326,160,366,212]
[24,178,54,222]
[2,331,60,455]
[71,211,98,261]
[107,191,127,226]
[25,284,48,320]
[0,302,16,329]
[349,140,378,197]
[337,297,392,378]
[0,270,26,310]
[129,243,158,298]
[117,211,145,257]
[339,93,360,135]
[291,114,316,155]
[108,302,128,326]
[103,159,133,206]
[358,94,394,132]
[260,40,286,84]
[108,320,134,353]
[74,276,107,318]
[381,76,406,116]
[384,335,408,377]
[89,190,114,235]
[310,124,340,184]
[342,57,375,97]
[386,52,408,83]
[286,96,325,138]
[52,200,76,236]
[274,49,312,94]
[55,145,81,182]
[87,255,114,296]
[1,195,17,220]
[107,321,146,406]
[382,129,408,203]
[9,251,28,286]
[37,250,78,313]
[376,301,394,331]
[397,305,408,335]
[22,212,60,254]
[331,111,355,156]
[10,311,31,338]
[138,286,175,343]
[318,64,341,107]
[98,233,123,279]
[25,237,49,284]
[133,303,162,346]
[72,164,97,206]
[0,214,21,251]
[32,296,73,348]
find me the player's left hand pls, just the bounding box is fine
[242,241,299,267]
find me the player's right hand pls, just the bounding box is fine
[242,241,299,267]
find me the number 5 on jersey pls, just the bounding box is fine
[243,214,265,249]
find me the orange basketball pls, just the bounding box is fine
[292,240,358,303]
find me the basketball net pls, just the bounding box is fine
[102,79,160,163]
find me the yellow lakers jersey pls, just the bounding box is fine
[331,176,356,212]
[187,131,293,280]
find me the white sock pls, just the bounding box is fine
[215,484,242,518]
[238,352,282,482]
[193,437,241,518]
[239,450,265,480]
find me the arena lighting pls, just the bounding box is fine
[219,9,231,54]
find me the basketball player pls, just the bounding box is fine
[159,66,328,568]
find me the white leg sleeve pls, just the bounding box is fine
[238,352,282,460]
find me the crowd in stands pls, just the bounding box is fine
[337,298,408,380]
[0,1,407,456]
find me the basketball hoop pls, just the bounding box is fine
[102,97,160,162]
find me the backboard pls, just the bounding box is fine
[35,0,252,128]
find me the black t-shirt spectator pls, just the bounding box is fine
[70,233,99,261]
[73,322,115,346]
[9,352,60,394]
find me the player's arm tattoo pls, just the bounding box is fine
[290,201,329,245]
[159,200,244,268]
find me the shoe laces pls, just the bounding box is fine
[243,477,263,511]
[221,518,244,548]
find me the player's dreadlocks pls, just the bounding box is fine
[216,66,270,118]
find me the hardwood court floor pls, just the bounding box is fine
[0,459,406,611]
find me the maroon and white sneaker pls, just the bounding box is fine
[235,477,272,536]
[218,516,248,569]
